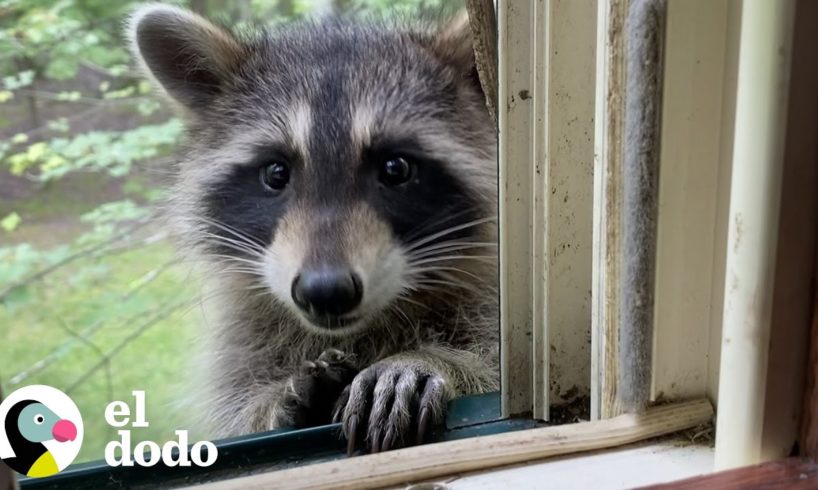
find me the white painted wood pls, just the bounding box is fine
[441,441,713,490]
[650,0,735,402]
[590,0,610,422]
[714,0,796,470]
[538,0,597,409]
[501,0,597,419]
[498,0,536,417]
[707,0,742,407]
[531,0,549,421]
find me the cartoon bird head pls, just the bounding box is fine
[15,400,77,444]
[3,399,77,477]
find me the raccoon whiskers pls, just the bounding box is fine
[195,280,269,305]
[206,253,266,270]
[204,242,266,262]
[413,278,484,296]
[192,215,265,244]
[402,206,485,244]
[407,265,486,284]
[408,241,496,260]
[192,216,267,253]
[198,232,266,258]
[405,216,497,253]
[394,293,438,315]
[387,303,413,328]
[217,267,266,278]
[408,255,495,267]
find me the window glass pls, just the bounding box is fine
[0,0,503,470]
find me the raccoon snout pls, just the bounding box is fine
[291,267,363,319]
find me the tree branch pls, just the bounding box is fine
[55,316,114,404]
[65,298,193,394]
[7,256,180,386]
[465,0,498,125]
[0,218,152,302]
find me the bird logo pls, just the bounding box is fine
[0,385,83,478]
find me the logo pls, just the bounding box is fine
[0,385,83,478]
[104,391,216,468]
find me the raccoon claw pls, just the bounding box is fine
[345,414,358,456]
[417,376,446,444]
[318,347,349,364]
[275,349,358,428]
[299,360,320,376]
[417,406,431,445]
[332,385,351,424]
[340,361,449,455]
[382,427,397,452]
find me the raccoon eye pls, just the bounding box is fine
[260,162,290,192]
[379,157,413,186]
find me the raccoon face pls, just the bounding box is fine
[128,5,497,336]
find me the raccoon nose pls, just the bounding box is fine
[291,267,363,318]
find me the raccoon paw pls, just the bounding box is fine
[338,360,450,455]
[275,348,358,428]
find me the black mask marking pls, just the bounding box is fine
[202,148,296,257]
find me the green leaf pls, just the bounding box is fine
[103,86,135,99]
[11,133,28,144]
[3,70,35,90]
[1,212,22,232]
[56,91,82,101]
[44,57,79,80]
[47,117,70,133]
[80,200,149,225]
[137,99,161,117]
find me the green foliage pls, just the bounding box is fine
[7,119,184,179]
[1,211,21,231]
[1,0,463,464]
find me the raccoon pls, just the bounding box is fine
[127,4,498,453]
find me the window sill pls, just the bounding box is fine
[418,439,713,489]
[192,399,712,489]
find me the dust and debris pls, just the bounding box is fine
[548,394,591,425]
[680,422,715,447]
[404,483,450,490]
[733,213,744,253]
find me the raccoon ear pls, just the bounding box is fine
[432,11,479,78]
[126,4,244,111]
[431,10,486,98]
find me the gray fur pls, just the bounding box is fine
[621,0,666,413]
[127,5,499,449]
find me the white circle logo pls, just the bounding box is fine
[0,385,83,478]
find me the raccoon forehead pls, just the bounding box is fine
[178,22,494,191]
[244,20,442,84]
[223,22,465,126]
[183,112,491,186]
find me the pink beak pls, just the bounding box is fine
[52,419,77,442]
